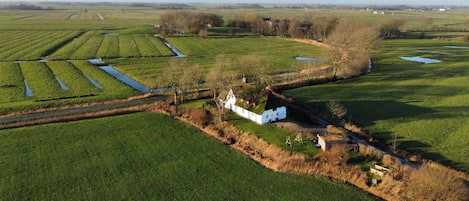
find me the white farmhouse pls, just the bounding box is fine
[222,89,287,124]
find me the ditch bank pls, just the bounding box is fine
[152,101,469,201]
[149,103,394,201]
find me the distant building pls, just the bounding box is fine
[221,89,287,124]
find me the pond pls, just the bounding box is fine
[99,66,148,93]
[444,46,469,49]
[103,33,119,37]
[69,14,77,20]
[400,56,441,64]
[295,57,321,62]
[414,50,450,55]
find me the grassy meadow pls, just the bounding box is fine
[284,37,469,171]
[0,112,376,200]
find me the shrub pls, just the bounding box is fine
[403,162,469,200]
[190,108,210,126]
[382,154,393,166]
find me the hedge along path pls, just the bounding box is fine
[96,35,119,58]
[50,31,97,60]
[46,61,101,96]
[71,61,138,97]
[118,35,140,58]
[0,62,26,103]
[20,62,71,100]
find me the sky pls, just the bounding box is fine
[0,0,468,6]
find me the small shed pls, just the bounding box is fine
[317,133,349,151]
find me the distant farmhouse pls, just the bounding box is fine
[221,89,287,124]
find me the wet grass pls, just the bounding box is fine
[0,112,376,201]
[283,38,469,171]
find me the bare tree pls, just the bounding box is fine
[159,59,184,105]
[288,16,300,38]
[325,18,381,79]
[207,55,237,122]
[180,64,203,103]
[379,18,406,38]
[236,54,271,91]
[313,15,338,40]
[420,16,434,31]
[277,18,289,37]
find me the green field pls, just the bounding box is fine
[284,38,469,171]
[109,37,323,87]
[0,112,376,200]
[0,60,138,114]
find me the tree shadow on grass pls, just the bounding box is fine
[399,140,468,171]
[343,100,435,126]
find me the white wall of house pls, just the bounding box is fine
[222,89,287,124]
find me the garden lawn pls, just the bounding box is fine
[0,112,375,201]
[227,112,320,156]
[283,38,469,171]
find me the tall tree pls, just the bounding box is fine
[313,15,338,40]
[277,18,289,37]
[159,59,184,105]
[420,16,434,31]
[236,54,271,91]
[207,55,237,122]
[288,17,300,38]
[325,18,381,79]
[180,64,203,103]
[379,18,406,38]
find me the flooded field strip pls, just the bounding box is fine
[69,13,77,20]
[444,46,469,49]
[155,36,186,58]
[54,76,69,91]
[98,66,148,93]
[24,80,33,97]
[84,74,103,89]
[400,56,442,64]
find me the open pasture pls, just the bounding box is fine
[283,38,469,171]
[0,31,81,61]
[0,60,139,114]
[110,36,323,88]
[0,112,375,200]
[51,31,174,60]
